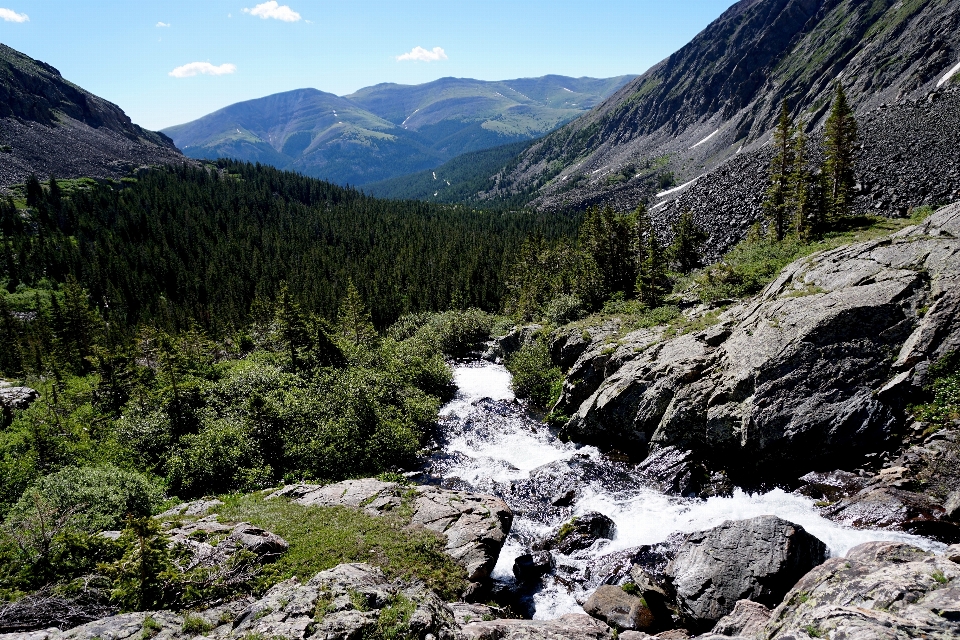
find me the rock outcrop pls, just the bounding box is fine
[561,203,960,483]
[19,563,460,640]
[764,541,960,639]
[460,613,615,640]
[271,479,513,581]
[0,385,39,410]
[664,516,827,631]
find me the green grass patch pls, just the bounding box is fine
[216,493,466,600]
[697,215,916,304]
[911,351,960,432]
[181,614,214,634]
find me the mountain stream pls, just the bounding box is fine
[421,361,943,619]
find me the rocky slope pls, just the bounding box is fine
[0,44,185,186]
[554,203,960,491]
[478,0,960,251]
[162,75,634,187]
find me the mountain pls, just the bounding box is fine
[480,0,960,237]
[162,75,635,186]
[0,43,183,186]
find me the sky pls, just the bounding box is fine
[0,1,738,131]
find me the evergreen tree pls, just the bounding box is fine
[823,82,858,222]
[635,206,668,306]
[764,100,795,240]
[0,295,23,376]
[788,120,814,239]
[667,210,708,273]
[638,233,668,307]
[25,174,43,208]
[338,280,377,348]
[581,205,637,299]
[274,282,311,369]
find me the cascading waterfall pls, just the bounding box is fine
[423,360,944,619]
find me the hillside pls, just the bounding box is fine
[0,43,184,186]
[162,75,634,186]
[480,0,960,240]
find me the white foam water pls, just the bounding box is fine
[434,361,944,619]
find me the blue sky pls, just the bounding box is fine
[0,1,738,131]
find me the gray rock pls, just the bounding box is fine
[0,386,39,410]
[822,485,960,542]
[271,480,512,581]
[562,204,960,482]
[448,602,502,627]
[666,515,827,631]
[583,585,656,631]
[483,324,543,362]
[709,600,771,639]
[764,541,960,640]
[158,498,224,518]
[538,511,615,554]
[512,551,554,584]
[948,544,960,563]
[460,613,615,640]
[165,517,289,566]
[945,489,960,521]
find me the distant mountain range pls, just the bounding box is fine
[161,75,634,186]
[0,43,184,186]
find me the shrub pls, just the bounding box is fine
[4,464,162,537]
[505,340,563,410]
[544,294,584,326]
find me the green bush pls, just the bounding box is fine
[506,340,563,410]
[544,294,584,326]
[390,309,494,357]
[913,351,960,431]
[4,464,162,536]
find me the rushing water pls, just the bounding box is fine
[424,360,944,619]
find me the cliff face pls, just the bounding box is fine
[484,0,960,224]
[0,44,184,185]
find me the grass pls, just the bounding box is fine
[932,570,948,585]
[696,214,921,304]
[216,493,466,600]
[181,614,214,634]
[141,616,162,639]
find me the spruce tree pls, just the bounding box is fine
[635,206,668,306]
[337,280,377,348]
[667,210,708,273]
[788,120,813,239]
[823,82,858,222]
[764,99,795,240]
[274,282,310,369]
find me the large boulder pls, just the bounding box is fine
[709,599,772,639]
[583,585,656,632]
[537,511,616,554]
[271,480,513,581]
[764,541,960,639]
[666,515,827,631]
[561,203,960,482]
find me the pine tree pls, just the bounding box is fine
[337,280,377,348]
[638,233,668,307]
[667,211,708,273]
[788,120,813,239]
[764,100,795,240]
[823,82,858,222]
[274,282,311,369]
[0,295,23,376]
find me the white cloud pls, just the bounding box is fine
[168,62,237,78]
[396,46,447,62]
[0,8,29,22]
[156,21,170,27]
[242,1,300,22]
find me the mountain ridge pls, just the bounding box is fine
[162,74,635,186]
[0,43,185,186]
[482,0,960,217]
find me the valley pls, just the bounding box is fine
[2,0,960,638]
